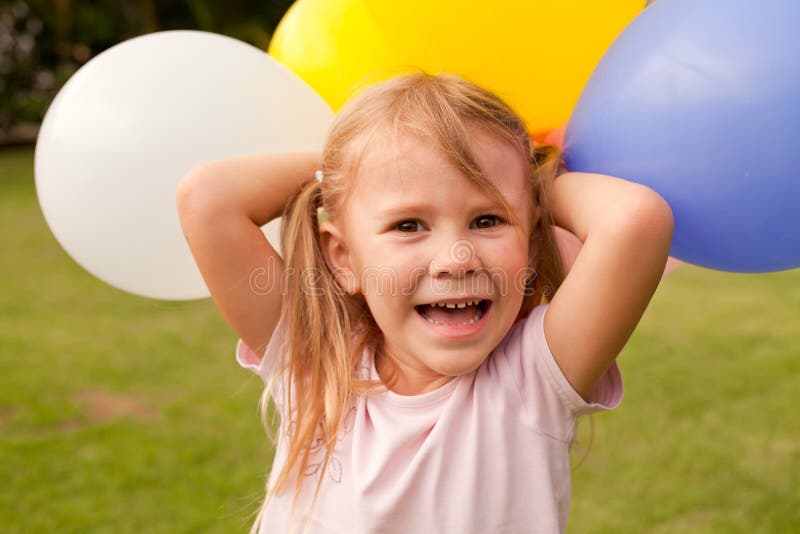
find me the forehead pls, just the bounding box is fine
[350,128,529,211]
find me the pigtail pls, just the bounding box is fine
[522,143,567,315]
[251,175,382,534]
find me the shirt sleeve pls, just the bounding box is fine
[499,303,623,441]
[234,315,286,384]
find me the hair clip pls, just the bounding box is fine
[314,169,324,182]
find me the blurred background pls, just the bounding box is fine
[1,1,798,532]
[0,0,293,145]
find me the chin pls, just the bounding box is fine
[435,354,489,377]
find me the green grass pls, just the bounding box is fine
[570,266,800,532]
[1,146,271,533]
[2,146,799,532]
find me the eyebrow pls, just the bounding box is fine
[375,201,505,219]
[377,203,434,218]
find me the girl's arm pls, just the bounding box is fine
[544,171,674,400]
[175,152,320,359]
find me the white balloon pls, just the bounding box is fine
[35,30,333,300]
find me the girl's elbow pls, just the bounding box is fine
[175,169,221,219]
[646,191,675,245]
[620,187,675,245]
[176,175,205,226]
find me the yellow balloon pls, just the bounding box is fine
[270,0,645,134]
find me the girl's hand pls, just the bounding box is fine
[544,171,674,400]
[175,152,320,359]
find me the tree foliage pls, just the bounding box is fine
[0,0,293,143]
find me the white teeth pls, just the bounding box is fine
[425,312,481,325]
[423,307,484,325]
[429,299,481,308]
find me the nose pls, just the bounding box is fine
[428,238,482,278]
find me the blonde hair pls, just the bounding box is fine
[251,72,566,532]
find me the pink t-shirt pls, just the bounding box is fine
[236,303,623,533]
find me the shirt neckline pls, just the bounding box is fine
[364,344,460,408]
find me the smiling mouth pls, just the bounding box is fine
[414,300,491,325]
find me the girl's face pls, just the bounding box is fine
[322,129,534,395]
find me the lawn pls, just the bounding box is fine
[1,146,798,532]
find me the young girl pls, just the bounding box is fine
[176,73,674,533]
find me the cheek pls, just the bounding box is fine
[377,246,428,283]
[485,238,529,269]
[354,253,421,303]
[482,240,531,299]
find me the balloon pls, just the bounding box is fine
[538,124,566,150]
[35,30,334,300]
[565,0,800,273]
[535,128,683,276]
[269,0,644,134]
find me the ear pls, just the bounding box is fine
[318,221,361,295]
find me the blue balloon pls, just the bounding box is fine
[564,0,800,273]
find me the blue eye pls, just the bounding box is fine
[395,220,423,232]
[472,215,502,229]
